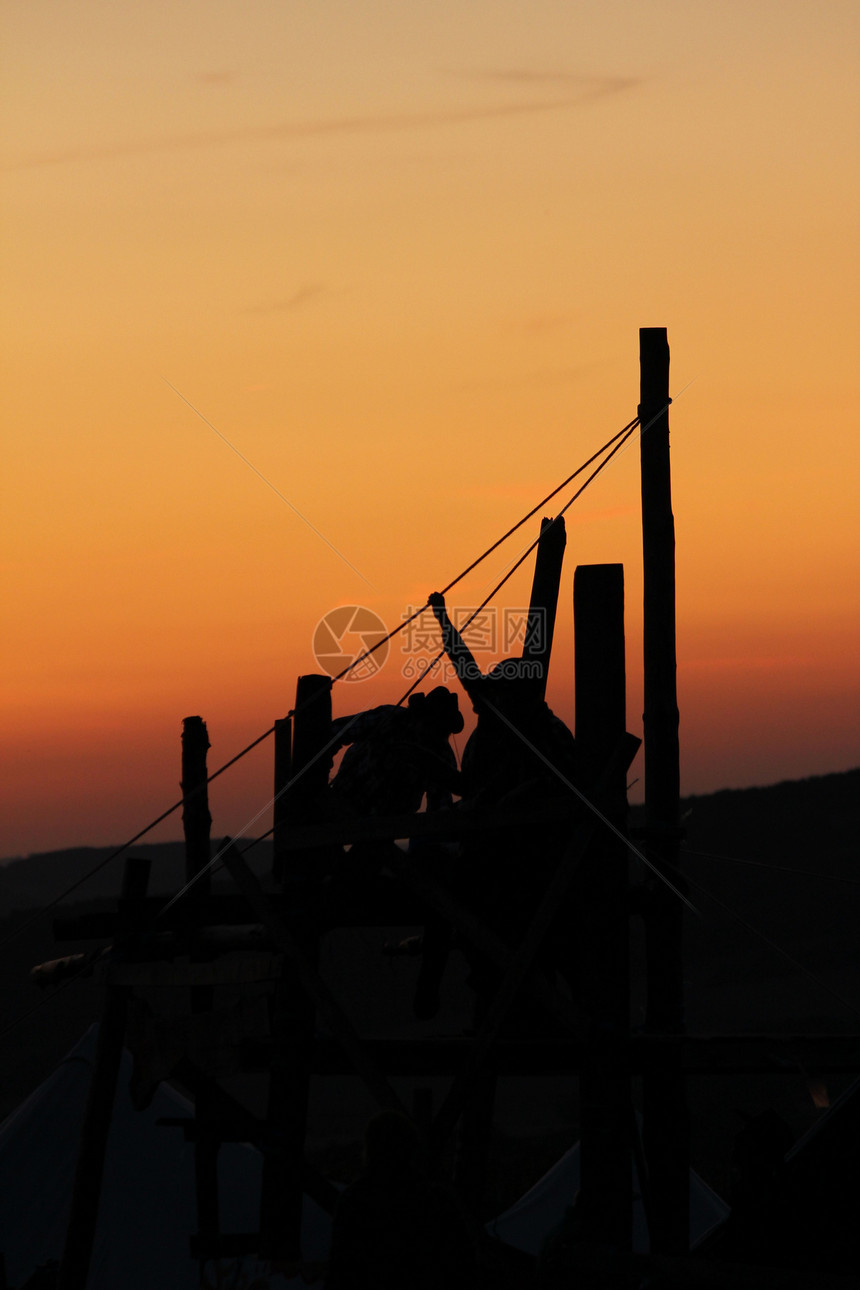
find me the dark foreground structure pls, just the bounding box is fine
[15,330,860,1289]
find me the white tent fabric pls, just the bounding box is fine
[1,1028,729,1287]
[0,1027,330,1289]
[487,1137,729,1256]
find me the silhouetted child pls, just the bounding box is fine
[329,687,464,1015]
[428,591,577,994]
[330,686,463,818]
[428,592,575,806]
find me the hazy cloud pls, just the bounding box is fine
[518,312,578,334]
[243,283,328,315]
[4,82,642,171]
[682,655,812,672]
[567,504,637,527]
[451,479,561,505]
[457,361,602,392]
[199,70,236,86]
[451,68,641,96]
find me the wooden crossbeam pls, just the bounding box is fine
[106,954,281,988]
[660,1033,860,1075]
[550,1247,858,1289]
[220,839,408,1116]
[239,1033,860,1077]
[278,799,579,850]
[53,885,427,939]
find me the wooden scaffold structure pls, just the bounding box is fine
[25,328,858,1290]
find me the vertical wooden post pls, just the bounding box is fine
[523,515,567,699]
[290,675,333,798]
[192,1083,221,1270]
[452,1001,497,1218]
[413,1086,434,1140]
[639,326,689,1253]
[272,715,292,885]
[285,674,334,871]
[259,951,316,1261]
[58,856,151,1290]
[181,716,211,898]
[574,562,632,1253]
[259,676,330,1258]
[182,716,219,1273]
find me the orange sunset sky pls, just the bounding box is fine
[2,1,858,858]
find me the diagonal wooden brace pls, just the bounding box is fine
[430,734,640,1150]
[388,848,590,1039]
[220,839,408,1116]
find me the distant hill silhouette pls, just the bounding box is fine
[677,767,858,876]
[4,768,855,919]
[672,769,859,1027]
[0,839,273,920]
[1,769,858,1195]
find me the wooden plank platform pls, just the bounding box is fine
[53,882,427,940]
[230,1034,860,1077]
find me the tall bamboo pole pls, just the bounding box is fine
[260,676,330,1258]
[271,715,292,885]
[181,716,212,898]
[639,326,689,1253]
[574,562,633,1252]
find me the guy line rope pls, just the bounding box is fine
[1,415,639,950]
